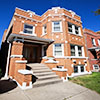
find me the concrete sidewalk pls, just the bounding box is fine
[0,81,100,100]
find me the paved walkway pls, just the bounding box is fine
[0,81,100,100]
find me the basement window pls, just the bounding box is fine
[93,64,99,70]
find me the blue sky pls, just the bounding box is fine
[0,0,100,46]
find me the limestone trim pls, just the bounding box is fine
[18,69,33,75]
[52,68,67,72]
[10,55,23,58]
[15,60,27,63]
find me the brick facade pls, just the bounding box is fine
[84,28,100,72]
[1,7,92,89]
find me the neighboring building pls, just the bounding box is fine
[1,7,91,89]
[84,28,100,72]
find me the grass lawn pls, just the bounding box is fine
[69,72,100,94]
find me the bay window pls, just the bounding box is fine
[68,22,81,35]
[70,44,83,57]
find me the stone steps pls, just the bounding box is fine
[27,63,62,87]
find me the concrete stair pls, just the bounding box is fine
[27,63,62,87]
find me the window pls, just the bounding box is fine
[98,39,100,45]
[70,45,75,56]
[68,22,81,35]
[24,24,34,34]
[91,38,96,46]
[68,22,73,33]
[42,24,47,35]
[80,65,84,72]
[54,44,63,56]
[52,21,62,32]
[75,25,79,34]
[42,46,47,57]
[78,46,82,56]
[74,66,78,73]
[93,64,99,70]
[70,44,83,57]
[73,65,85,74]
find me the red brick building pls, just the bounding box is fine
[1,7,91,89]
[84,28,100,72]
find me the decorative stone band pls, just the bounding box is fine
[45,60,59,63]
[18,69,33,75]
[15,60,27,63]
[17,81,32,90]
[10,55,23,58]
[68,71,92,78]
[52,68,67,72]
[42,56,88,59]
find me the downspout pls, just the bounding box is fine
[4,41,11,78]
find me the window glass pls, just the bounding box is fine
[24,24,33,34]
[43,24,47,34]
[78,46,82,56]
[80,65,84,72]
[53,21,61,32]
[75,25,79,34]
[94,65,99,69]
[68,23,73,33]
[54,44,62,56]
[70,45,75,56]
[74,66,78,73]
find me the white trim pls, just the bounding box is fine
[18,69,33,75]
[15,7,82,23]
[69,71,90,77]
[15,60,27,63]
[17,81,32,90]
[4,43,11,78]
[61,77,68,82]
[10,55,23,58]
[11,78,32,90]
[19,31,37,36]
[92,38,96,46]
[53,43,64,57]
[52,68,67,71]
[78,27,81,35]
[52,21,62,33]
[45,60,59,63]
[82,47,85,57]
[98,39,100,45]
[65,56,88,59]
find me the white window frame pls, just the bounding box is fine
[52,21,62,32]
[93,64,99,70]
[92,38,96,46]
[23,24,35,35]
[70,44,84,57]
[98,39,100,45]
[53,43,64,57]
[68,22,81,36]
[73,65,86,74]
[42,24,47,36]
